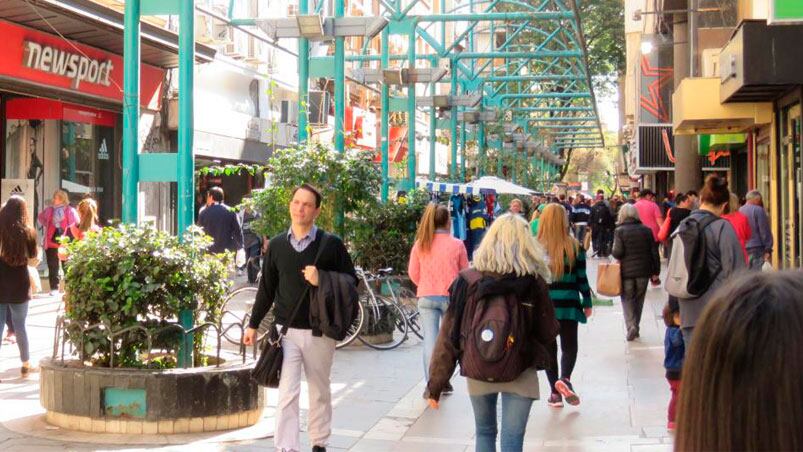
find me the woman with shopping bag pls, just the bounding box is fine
[611,204,660,341]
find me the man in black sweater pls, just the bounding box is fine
[244,184,355,452]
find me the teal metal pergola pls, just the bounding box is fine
[120,0,604,226]
[228,0,604,199]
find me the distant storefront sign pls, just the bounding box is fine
[770,0,803,24]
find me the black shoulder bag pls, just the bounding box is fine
[252,232,330,388]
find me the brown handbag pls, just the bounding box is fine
[583,230,592,251]
[596,260,622,297]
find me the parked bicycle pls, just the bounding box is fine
[220,266,421,351]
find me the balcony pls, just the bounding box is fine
[672,77,772,135]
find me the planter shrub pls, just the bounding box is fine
[62,224,231,368]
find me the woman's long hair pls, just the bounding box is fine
[414,203,450,253]
[537,203,577,280]
[76,198,99,232]
[676,271,803,451]
[473,213,551,281]
[0,195,37,266]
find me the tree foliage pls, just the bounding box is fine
[243,142,381,239]
[578,0,626,93]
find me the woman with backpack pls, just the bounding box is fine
[408,203,469,386]
[0,195,39,380]
[670,175,745,348]
[425,214,558,452]
[537,203,593,408]
[611,204,660,341]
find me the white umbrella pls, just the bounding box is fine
[466,176,535,196]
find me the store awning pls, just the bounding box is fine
[672,78,772,135]
[0,0,216,68]
[466,176,534,196]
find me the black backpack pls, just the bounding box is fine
[457,270,530,383]
[665,215,722,298]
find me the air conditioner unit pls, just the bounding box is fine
[307,90,331,125]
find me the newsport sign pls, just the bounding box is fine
[23,41,114,89]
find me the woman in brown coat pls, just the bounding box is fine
[425,214,559,452]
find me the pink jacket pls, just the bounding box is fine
[38,205,78,249]
[408,232,469,297]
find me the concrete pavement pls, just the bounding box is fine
[0,259,674,451]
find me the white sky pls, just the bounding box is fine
[596,87,620,133]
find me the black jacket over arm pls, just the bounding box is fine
[612,219,660,279]
[248,230,356,330]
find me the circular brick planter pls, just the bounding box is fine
[39,358,264,434]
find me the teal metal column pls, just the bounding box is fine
[380,28,390,202]
[460,117,466,181]
[449,57,458,179]
[177,0,196,370]
[429,105,436,180]
[478,122,485,177]
[122,0,140,223]
[406,31,416,188]
[177,0,194,236]
[334,0,345,153]
[297,0,310,142]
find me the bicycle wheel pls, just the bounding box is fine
[220,287,263,345]
[336,300,365,349]
[358,297,409,350]
[396,287,423,340]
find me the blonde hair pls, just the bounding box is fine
[726,192,740,214]
[472,213,551,281]
[53,189,69,205]
[537,204,578,279]
[77,198,99,232]
[414,203,450,253]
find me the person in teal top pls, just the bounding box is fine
[537,203,593,409]
[529,203,546,237]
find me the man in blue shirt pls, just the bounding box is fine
[739,190,773,270]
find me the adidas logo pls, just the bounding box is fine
[98,139,109,160]
[11,185,24,194]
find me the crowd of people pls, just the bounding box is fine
[1,176,800,451]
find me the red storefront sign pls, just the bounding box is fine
[6,98,117,127]
[0,20,164,110]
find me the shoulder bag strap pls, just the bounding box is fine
[278,232,330,337]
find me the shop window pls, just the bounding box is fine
[60,121,115,223]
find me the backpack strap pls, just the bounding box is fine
[696,214,722,231]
